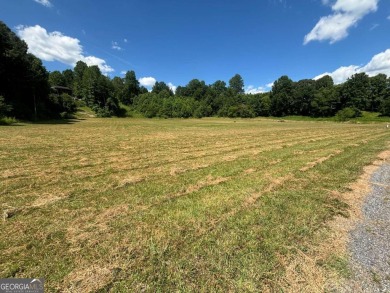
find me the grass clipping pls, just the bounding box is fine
[278,150,390,292]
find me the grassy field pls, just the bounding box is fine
[1,117,389,292]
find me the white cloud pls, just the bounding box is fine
[120,71,127,75]
[168,82,177,93]
[245,85,266,94]
[361,49,390,76]
[314,65,360,84]
[245,83,274,94]
[83,56,114,74]
[387,15,390,20]
[124,38,128,43]
[33,0,52,7]
[16,25,114,74]
[314,48,390,84]
[304,0,378,44]
[112,41,122,51]
[139,77,157,87]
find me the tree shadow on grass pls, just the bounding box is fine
[0,118,86,126]
[32,118,86,125]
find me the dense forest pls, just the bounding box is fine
[1,20,390,121]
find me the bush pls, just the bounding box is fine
[0,116,17,125]
[0,96,12,118]
[47,93,77,118]
[92,105,113,117]
[380,99,390,116]
[61,94,78,114]
[227,104,255,118]
[75,99,87,108]
[335,107,362,121]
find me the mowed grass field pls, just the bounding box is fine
[1,118,389,292]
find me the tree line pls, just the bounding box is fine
[1,20,390,121]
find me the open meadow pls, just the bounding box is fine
[1,118,389,292]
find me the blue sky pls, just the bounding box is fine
[1,0,390,92]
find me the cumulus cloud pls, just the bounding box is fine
[83,56,114,75]
[139,77,157,87]
[16,25,114,74]
[245,85,267,94]
[245,83,273,94]
[361,49,390,76]
[314,65,360,84]
[33,0,52,7]
[314,48,390,84]
[168,82,177,93]
[304,0,378,44]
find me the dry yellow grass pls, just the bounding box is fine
[0,117,389,292]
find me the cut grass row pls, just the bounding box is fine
[0,118,389,291]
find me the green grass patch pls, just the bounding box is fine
[268,112,390,124]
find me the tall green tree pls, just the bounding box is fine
[73,61,88,99]
[311,86,338,117]
[292,79,316,115]
[0,96,12,118]
[270,75,294,116]
[228,74,244,95]
[315,75,334,90]
[176,79,208,100]
[121,70,140,105]
[379,76,390,116]
[0,21,56,119]
[210,80,227,96]
[340,73,370,110]
[49,71,66,87]
[152,81,173,96]
[80,65,120,116]
[62,69,74,89]
[369,74,388,112]
[27,54,50,119]
[247,93,271,117]
[111,76,124,101]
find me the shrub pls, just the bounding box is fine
[61,93,78,114]
[0,116,17,125]
[47,93,77,118]
[335,107,362,121]
[75,99,87,108]
[0,96,12,118]
[380,99,390,116]
[227,104,255,118]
